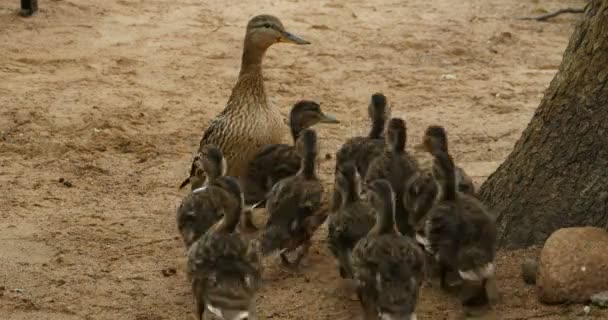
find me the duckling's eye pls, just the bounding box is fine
[263,23,271,28]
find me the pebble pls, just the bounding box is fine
[591,291,608,308]
[521,258,538,285]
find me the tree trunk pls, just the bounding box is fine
[479,0,608,249]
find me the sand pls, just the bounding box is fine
[1,0,605,319]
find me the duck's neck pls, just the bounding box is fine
[368,119,384,139]
[369,198,395,235]
[300,153,317,180]
[227,39,269,109]
[339,183,360,208]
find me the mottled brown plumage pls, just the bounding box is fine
[253,129,328,267]
[327,162,375,279]
[365,118,419,237]
[417,150,498,308]
[187,176,261,320]
[332,93,390,211]
[179,14,310,190]
[241,100,338,210]
[176,145,228,249]
[351,179,424,320]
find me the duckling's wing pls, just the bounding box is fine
[337,137,384,178]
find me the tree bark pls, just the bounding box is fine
[479,0,608,249]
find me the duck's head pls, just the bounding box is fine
[289,100,339,140]
[422,125,448,155]
[209,176,245,234]
[386,118,407,152]
[245,15,310,50]
[295,128,318,158]
[369,93,390,124]
[201,144,227,181]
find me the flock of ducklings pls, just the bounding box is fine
[175,14,498,320]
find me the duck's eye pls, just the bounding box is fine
[263,23,271,28]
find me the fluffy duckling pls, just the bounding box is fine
[176,144,228,249]
[327,161,375,279]
[351,179,424,320]
[241,100,338,211]
[365,118,419,237]
[187,175,261,320]
[405,125,476,224]
[419,150,498,307]
[332,93,389,211]
[253,129,328,267]
[179,14,310,190]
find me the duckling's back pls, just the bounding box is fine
[176,191,225,248]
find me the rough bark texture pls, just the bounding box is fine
[479,0,608,249]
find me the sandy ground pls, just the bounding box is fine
[1,0,606,319]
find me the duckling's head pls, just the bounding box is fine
[423,125,448,155]
[335,162,361,203]
[210,176,245,234]
[201,144,227,181]
[245,15,310,50]
[375,273,419,320]
[369,93,390,123]
[289,100,339,140]
[203,268,259,320]
[386,118,407,152]
[295,128,318,158]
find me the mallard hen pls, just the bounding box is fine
[180,14,310,190]
[365,118,419,237]
[351,179,424,320]
[187,175,261,320]
[241,100,338,210]
[253,129,328,267]
[327,161,375,280]
[332,93,389,211]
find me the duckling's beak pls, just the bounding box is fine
[279,30,311,45]
[319,113,340,124]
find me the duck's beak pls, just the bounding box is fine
[319,113,340,124]
[280,30,311,45]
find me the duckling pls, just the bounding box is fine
[179,14,310,190]
[253,129,328,267]
[332,93,389,211]
[419,150,498,307]
[241,100,339,210]
[364,118,419,237]
[404,125,476,224]
[327,161,375,280]
[187,175,261,320]
[176,144,228,249]
[351,179,424,320]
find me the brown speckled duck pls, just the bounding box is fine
[187,175,261,320]
[252,129,328,267]
[416,150,498,308]
[365,118,419,237]
[176,144,228,249]
[332,93,389,211]
[405,125,476,224]
[327,161,375,280]
[241,100,338,212]
[179,14,310,190]
[351,179,424,320]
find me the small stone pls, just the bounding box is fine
[325,153,332,160]
[161,267,177,277]
[58,177,65,183]
[63,180,73,188]
[14,288,24,293]
[591,291,608,308]
[583,305,591,314]
[521,258,538,285]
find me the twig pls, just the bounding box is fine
[518,8,584,21]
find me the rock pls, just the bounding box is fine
[521,258,538,285]
[591,291,608,308]
[537,227,608,304]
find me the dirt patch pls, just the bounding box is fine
[1,0,604,319]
